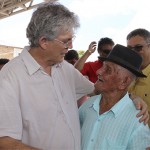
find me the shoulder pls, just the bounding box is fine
[122,98,143,126]
[79,95,99,111]
[0,56,21,77]
[62,60,75,69]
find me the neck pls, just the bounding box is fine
[99,90,127,114]
[141,62,150,70]
[29,47,53,75]
[141,55,150,70]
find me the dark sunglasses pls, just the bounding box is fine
[101,49,111,55]
[127,44,150,52]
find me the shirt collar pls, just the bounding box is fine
[20,46,62,75]
[110,93,130,117]
[142,64,150,76]
[89,93,131,118]
[20,46,41,75]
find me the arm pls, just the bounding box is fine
[77,95,89,108]
[130,93,149,125]
[74,41,97,71]
[0,137,41,150]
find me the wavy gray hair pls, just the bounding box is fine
[26,2,80,47]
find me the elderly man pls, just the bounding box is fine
[79,44,150,150]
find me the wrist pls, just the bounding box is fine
[87,50,93,54]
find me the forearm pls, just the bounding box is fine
[74,50,91,71]
[0,137,41,150]
[75,41,96,71]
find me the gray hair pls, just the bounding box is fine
[127,28,150,44]
[26,2,80,47]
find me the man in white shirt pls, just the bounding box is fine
[0,2,148,150]
[0,2,93,150]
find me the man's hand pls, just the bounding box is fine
[0,137,41,150]
[74,41,97,71]
[88,41,97,54]
[130,94,149,125]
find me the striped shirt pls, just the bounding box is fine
[79,93,150,150]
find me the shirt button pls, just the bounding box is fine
[144,93,147,97]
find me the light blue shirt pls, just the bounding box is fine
[79,93,150,150]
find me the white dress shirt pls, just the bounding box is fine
[0,46,94,150]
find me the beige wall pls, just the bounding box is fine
[0,45,22,60]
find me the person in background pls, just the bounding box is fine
[0,58,9,70]
[64,49,79,65]
[0,2,94,150]
[127,28,150,127]
[79,44,150,150]
[74,37,114,83]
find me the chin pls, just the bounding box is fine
[58,58,64,63]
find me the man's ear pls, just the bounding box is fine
[39,36,48,49]
[119,76,131,90]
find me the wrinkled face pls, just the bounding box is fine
[40,32,75,65]
[95,61,124,93]
[127,35,150,69]
[99,44,113,58]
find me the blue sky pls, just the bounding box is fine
[0,0,150,61]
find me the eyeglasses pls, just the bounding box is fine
[54,36,75,48]
[99,49,111,55]
[101,49,111,55]
[127,44,150,52]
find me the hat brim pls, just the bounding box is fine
[100,56,147,78]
